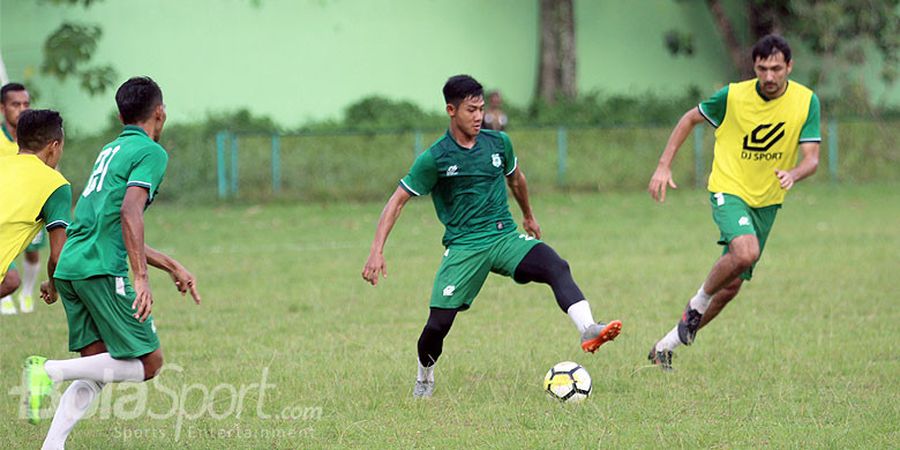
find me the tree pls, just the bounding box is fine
[39,0,118,95]
[670,0,898,111]
[536,0,577,105]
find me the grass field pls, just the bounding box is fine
[1,182,898,448]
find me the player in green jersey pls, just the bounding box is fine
[646,36,820,370]
[23,77,202,448]
[362,75,622,398]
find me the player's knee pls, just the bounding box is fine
[422,320,451,339]
[141,351,164,380]
[546,257,571,283]
[732,247,759,269]
[1,271,21,293]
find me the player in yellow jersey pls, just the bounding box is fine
[646,35,821,370]
[1,83,34,314]
[0,110,71,312]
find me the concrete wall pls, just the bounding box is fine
[1,0,895,133]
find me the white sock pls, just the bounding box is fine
[23,259,40,296]
[688,285,712,314]
[656,326,682,352]
[44,353,144,383]
[42,380,104,450]
[566,300,594,334]
[416,359,434,383]
[1,295,12,303]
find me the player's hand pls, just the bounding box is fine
[132,275,154,323]
[362,252,387,286]
[523,216,542,239]
[648,165,677,202]
[775,169,794,190]
[40,281,58,305]
[170,264,201,305]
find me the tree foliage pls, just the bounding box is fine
[39,0,117,95]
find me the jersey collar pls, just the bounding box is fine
[1,122,13,142]
[755,79,790,102]
[445,129,479,151]
[121,125,150,138]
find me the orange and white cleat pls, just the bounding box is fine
[580,320,622,353]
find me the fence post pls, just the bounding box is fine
[557,126,567,188]
[828,119,838,183]
[693,126,705,188]
[414,131,423,157]
[271,133,281,194]
[230,133,239,196]
[216,131,228,199]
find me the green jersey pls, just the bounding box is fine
[400,129,518,248]
[55,126,169,280]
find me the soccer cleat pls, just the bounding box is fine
[18,295,34,314]
[23,356,53,424]
[0,296,16,315]
[677,303,703,345]
[648,345,674,371]
[580,320,623,353]
[412,380,434,399]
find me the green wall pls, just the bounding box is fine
[1,0,895,133]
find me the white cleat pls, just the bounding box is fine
[0,297,17,315]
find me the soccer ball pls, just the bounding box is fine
[544,361,592,403]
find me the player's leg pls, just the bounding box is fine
[1,265,21,314]
[651,195,776,369]
[27,276,159,438]
[510,242,622,352]
[650,235,758,365]
[415,307,459,398]
[40,341,108,449]
[19,244,42,313]
[698,277,744,329]
[414,247,490,398]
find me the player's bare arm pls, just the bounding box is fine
[649,107,706,202]
[776,142,820,190]
[506,166,541,239]
[39,227,67,305]
[121,185,153,322]
[362,186,412,286]
[145,244,201,304]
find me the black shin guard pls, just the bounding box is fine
[417,307,459,367]
[513,243,585,312]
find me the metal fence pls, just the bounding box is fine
[212,119,898,201]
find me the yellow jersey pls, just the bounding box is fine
[0,123,17,157]
[0,154,71,280]
[700,79,821,207]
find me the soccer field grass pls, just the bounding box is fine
[1,183,898,448]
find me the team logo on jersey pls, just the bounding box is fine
[742,122,785,152]
[738,216,751,227]
[491,153,502,168]
[446,165,459,176]
[443,285,456,296]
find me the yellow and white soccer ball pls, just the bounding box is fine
[544,361,592,403]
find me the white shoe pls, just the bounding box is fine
[0,297,17,315]
[18,294,34,314]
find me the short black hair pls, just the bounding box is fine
[752,34,792,63]
[1,82,27,104]
[115,76,163,124]
[17,109,64,152]
[443,75,484,107]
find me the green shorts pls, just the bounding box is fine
[26,230,46,253]
[55,275,160,359]
[710,192,780,281]
[430,232,541,310]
